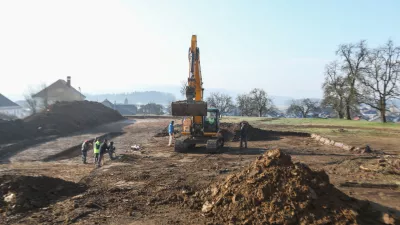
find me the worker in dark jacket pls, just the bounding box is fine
[81,140,91,164]
[98,139,108,167]
[108,141,116,160]
[240,122,248,149]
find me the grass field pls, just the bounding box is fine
[222,116,400,153]
[222,117,400,130]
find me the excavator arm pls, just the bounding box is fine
[171,35,207,117]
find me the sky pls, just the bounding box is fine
[1,0,400,101]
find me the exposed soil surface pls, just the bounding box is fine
[0,118,399,225]
[191,149,392,224]
[0,101,123,145]
[0,175,86,214]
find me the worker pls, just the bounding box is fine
[98,139,109,167]
[168,121,174,147]
[81,140,91,164]
[240,122,248,149]
[93,137,100,166]
[108,141,116,160]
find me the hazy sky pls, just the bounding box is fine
[1,0,399,101]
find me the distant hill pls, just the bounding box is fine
[84,91,176,105]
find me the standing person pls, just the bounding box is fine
[108,141,116,160]
[98,139,109,167]
[81,140,91,164]
[168,121,174,147]
[93,137,100,166]
[240,122,248,149]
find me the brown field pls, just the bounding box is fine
[0,116,399,224]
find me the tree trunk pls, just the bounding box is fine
[338,111,344,119]
[259,110,262,117]
[345,105,351,120]
[380,98,387,123]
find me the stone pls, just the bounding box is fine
[202,201,213,213]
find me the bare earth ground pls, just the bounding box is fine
[0,118,399,224]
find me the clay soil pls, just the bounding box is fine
[0,118,399,224]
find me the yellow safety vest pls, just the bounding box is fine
[94,141,100,153]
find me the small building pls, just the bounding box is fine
[101,99,137,115]
[0,94,25,118]
[32,76,85,106]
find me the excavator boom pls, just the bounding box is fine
[171,35,207,117]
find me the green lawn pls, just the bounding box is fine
[220,117,400,154]
[222,117,400,130]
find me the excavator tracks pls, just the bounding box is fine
[206,138,224,153]
[174,139,187,152]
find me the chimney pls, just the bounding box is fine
[67,76,71,87]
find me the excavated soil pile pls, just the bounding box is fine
[219,122,310,142]
[154,124,182,137]
[0,175,86,214]
[195,149,396,224]
[0,101,123,144]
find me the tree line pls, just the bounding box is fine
[322,39,400,123]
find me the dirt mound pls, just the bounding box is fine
[219,122,310,141]
[0,101,124,144]
[194,149,397,224]
[0,175,86,214]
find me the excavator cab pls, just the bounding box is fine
[204,108,220,133]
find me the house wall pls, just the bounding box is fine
[35,88,85,106]
[0,106,26,118]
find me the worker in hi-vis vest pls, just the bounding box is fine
[93,137,100,166]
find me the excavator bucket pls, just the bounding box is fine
[171,101,207,116]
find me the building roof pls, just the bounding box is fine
[101,99,114,108]
[32,79,85,98]
[115,105,137,115]
[0,94,20,107]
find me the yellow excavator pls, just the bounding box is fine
[171,35,224,152]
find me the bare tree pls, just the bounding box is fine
[358,40,400,122]
[206,92,235,115]
[24,87,38,115]
[180,80,187,97]
[286,98,319,118]
[166,102,172,115]
[322,61,348,118]
[336,40,368,119]
[236,93,254,116]
[39,82,49,110]
[248,88,274,117]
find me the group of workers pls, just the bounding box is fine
[166,120,249,148]
[80,120,248,162]
[81,137,116,167]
